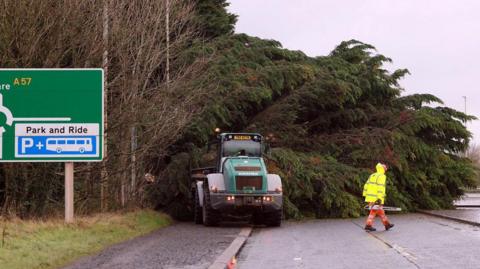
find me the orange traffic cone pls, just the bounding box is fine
[227,256,237,269]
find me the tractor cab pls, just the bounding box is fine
[216,133,263,172]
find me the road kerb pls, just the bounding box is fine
[208,227,252,269]
[418,210,480,227]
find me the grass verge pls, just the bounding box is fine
[0,210,172,269]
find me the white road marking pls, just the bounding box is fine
[351,221,421,268]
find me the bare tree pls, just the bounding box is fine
[0,0,211,216]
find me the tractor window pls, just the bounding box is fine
[222,140,261,157]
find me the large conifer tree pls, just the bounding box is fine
[156,3,477,219]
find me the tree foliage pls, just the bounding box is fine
[193,0,237,38]
[0,0,476,220]
[159,37,477,219]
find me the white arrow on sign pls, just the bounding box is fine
[0,93,71,159]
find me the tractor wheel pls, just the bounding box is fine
[193,187,203,224]
[264,210,282,227]
[202,189,220,226]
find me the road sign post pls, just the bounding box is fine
[65,162,74,223]
[0,69,104,223]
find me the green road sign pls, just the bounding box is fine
[0,69,103,162]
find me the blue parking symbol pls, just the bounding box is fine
[17,136,97,156]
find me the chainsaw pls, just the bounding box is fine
[364,205,402,211]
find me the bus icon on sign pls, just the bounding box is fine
[15,135,98,158]
[46,138,93,153]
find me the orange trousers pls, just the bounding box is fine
[365,203,390,227]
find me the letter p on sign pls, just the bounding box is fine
[21,138,34,154]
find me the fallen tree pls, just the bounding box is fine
[156,37,477,219]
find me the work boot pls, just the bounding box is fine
[385,223,395,231]
[364,225,376,232]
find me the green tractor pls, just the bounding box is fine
[191,133,283,226]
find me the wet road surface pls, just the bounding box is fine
[424,208,480,223]
[237,214,480,269]
[455,192,480,207]
[425,192,480,223]
[63,223,241,269]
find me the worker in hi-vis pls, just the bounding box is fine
[363,163,394,232]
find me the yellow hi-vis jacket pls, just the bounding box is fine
[363,163,387,204]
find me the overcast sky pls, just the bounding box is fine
[227,0,480,144]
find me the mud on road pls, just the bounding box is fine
[63,223,241,269]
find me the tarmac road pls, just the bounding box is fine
[62,222,241,269]
[455,192,480,206]
[61,205,480,268]
[237,214,480,269]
